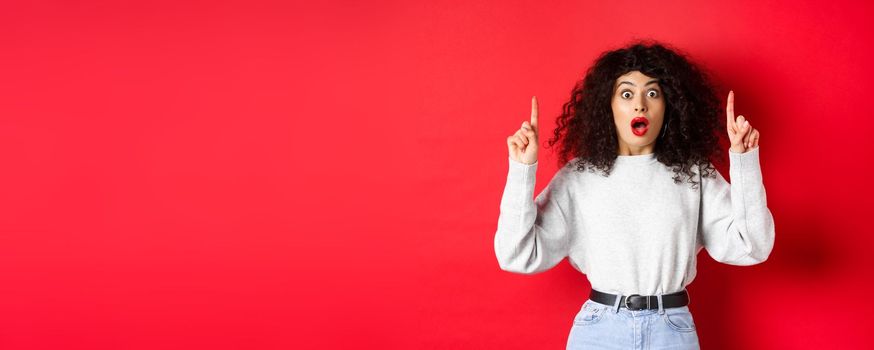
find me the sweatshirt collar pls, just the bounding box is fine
[614,152,657,165]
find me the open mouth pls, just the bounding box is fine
[631,116,649,136]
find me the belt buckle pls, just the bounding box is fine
[624,294,649,310]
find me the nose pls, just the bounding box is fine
[634,99,647,113]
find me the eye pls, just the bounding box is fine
[647,90,659,98]
[621,91,632,99]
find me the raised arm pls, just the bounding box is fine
[697,91,775,265]
[495,96,572,274]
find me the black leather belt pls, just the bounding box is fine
[589,289,690,310]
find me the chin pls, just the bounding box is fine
[621,136,654,146]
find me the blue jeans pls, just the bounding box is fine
[566,294,700,349]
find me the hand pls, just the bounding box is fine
[726,90,760,154]
[507,96,539,165]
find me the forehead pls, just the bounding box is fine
[614,70,658,86]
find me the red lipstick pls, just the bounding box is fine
[631,116,649,136]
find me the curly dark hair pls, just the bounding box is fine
[546,40,724,189]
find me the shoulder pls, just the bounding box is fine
[538,157,581,190]
[561,157,586,173]
[547,157,594,194]
[696,161,729,193]
[553,157,587,181]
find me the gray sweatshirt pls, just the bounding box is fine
[494,147,775,296]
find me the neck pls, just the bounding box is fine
[617,142,656,156]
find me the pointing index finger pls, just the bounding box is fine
[726,90,736,132]
[530,96,539,127]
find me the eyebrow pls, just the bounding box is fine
[618,80,659,87]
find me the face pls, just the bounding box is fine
[611,70,665,154]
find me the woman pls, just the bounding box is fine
[494,41,775,349]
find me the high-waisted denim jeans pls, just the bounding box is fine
[566,293,700,349]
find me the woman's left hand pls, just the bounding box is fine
[726,90,760,153]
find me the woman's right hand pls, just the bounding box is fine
[506,96,539,165]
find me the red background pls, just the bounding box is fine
[1,0,872,349]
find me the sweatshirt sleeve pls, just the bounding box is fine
[494,156,572,274]
[697,147,776,265]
